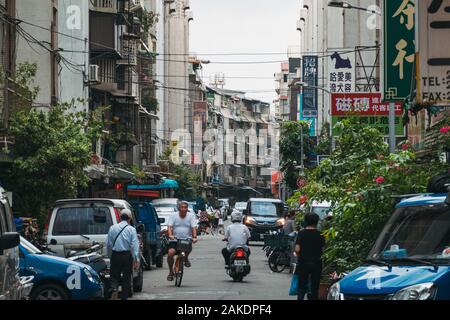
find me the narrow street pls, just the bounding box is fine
[134,228,295,300]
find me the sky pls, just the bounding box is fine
[189,0,302,104]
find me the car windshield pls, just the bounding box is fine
[20,236,42,254]
[250,202,283,217]
[153,203,177,209]
[369,204,450,264]
[235,203,247,209]
[311,207,331,220]
[53,207,112,235]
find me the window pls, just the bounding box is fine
[52,207,113,236]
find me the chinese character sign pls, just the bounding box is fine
[329,51,355,94]
[418,0,450,105]
[302,56,318,118]
[331,93,404,137]
[383,0,416,101]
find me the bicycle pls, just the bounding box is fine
[264,233,295,273]
[170,238,193,287]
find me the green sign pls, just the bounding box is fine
[383,0,416,101]
[332,116,405,137]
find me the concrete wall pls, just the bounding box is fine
[58,0,89,113]
[15,0,53,108]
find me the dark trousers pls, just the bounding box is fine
[222,247,251,265]
[110,251,133,300]
[297,261,322,300]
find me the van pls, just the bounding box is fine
[243,198,285,241]
[46,198,145,293]
[328,191,450,300]
[0,187,33,300]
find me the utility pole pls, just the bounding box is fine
[389,102,396,153]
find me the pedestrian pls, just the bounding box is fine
[106,208,140,300]
[283,210,297,235]
[294,213,325,300]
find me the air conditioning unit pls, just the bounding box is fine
[89,65,100,83]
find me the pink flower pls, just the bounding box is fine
[402,144,409,151]
[440,126,450,134]
[374,176,385,184]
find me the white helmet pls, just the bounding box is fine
[121,208,132,220]
[231,211,242,223]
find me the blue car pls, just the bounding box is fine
[131,201,164,269]
[19,237,103,300]
[329,193,450,300]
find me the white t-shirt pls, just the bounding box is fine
[168,212,197,239]
[225,223,251,250]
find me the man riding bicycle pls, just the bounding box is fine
[167,201,198,281]
[222,211,251,268]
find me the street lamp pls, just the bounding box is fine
[328,1,381,15]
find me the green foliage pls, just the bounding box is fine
[315,122,331,155]
[6,101,104,224]
[287,118,448,273]
[279,121,314,189]
[172,163,202,200]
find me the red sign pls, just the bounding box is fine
[331,93,403,116]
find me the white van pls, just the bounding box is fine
[45,198,137,257]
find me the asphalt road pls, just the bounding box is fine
[133,227,295,300]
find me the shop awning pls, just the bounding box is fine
[128,179,179,190]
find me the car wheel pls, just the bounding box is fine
[133,265,144,292]
[31,283,70,300]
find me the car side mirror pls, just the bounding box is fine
[0,232,20,253]
[136,223,145,233]
[243,209,247,215]
[159,218,166,224]
[50,238,57,245]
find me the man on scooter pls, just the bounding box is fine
[222,211,251,268]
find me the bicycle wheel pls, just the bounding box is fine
[268,250,288,273]
[175,255,184,287]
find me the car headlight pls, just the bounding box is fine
[389,283,436,300]
[327,282,342,300]
[83,268,96,283]
[276,218,286,227]
[245,216,256,225]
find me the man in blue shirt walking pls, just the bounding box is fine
[106,208,140,300]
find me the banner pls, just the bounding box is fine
[417,0,450,105]
[331,93,404,137]
[383,0,416,101]
[302,56,318,118]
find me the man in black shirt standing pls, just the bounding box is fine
[295,213,325,300]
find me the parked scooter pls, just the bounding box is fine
[224,240,251,282]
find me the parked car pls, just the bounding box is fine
[152,198,179,212]
[234,202,248,215]
[329,190,450,300]
[131,201,164,269]
[19,236,103,300]
[45,198,145,294]
[0,187,34,300]
[243,198,285,241]
[155,207,177,233]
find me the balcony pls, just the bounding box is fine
[90,0,118,14]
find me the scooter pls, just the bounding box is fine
[224,240,251,282]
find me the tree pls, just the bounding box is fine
[3,63,105,224]
[279,121,314,190]
[287,118,447,273]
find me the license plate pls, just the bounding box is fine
[179,240,191,245]
[234,260,247,266]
